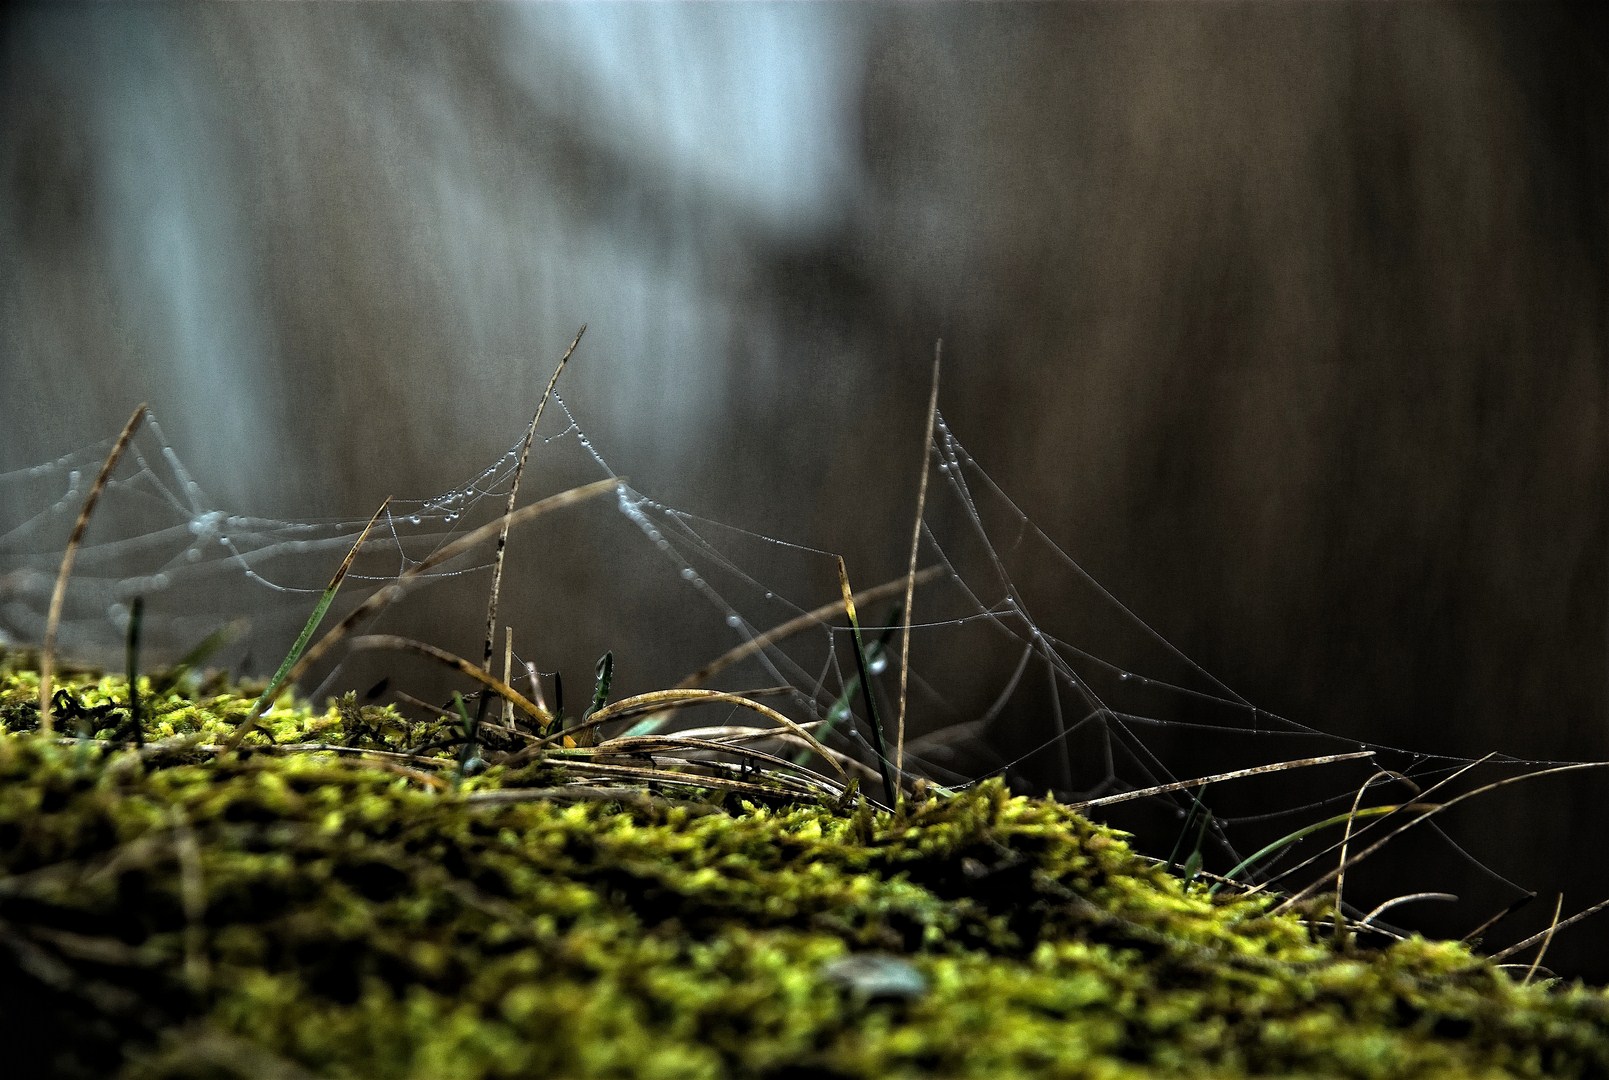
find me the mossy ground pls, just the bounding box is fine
[2,656,1607,1079]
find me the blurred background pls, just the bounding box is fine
[2,3,1605,975]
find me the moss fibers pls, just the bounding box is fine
[2,660,1607,1078]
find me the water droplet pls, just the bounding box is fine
[725,614,743,629]
[867,654,889,676]
[680,567,697,581]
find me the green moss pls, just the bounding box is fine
[3,659,1607,1079]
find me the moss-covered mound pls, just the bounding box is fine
[2,665,1607,1079]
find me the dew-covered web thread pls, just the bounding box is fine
[0,414,531,669]
[3,397,1603,955]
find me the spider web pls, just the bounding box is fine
[1,391,1602,973]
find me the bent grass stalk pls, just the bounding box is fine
[223,477,620,750]
[253,498,391,718]
[38,402,147,733]
[618,567,942,740]
[479,325,585,673]
[895,341,942,795]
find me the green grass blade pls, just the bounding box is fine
[253,498,390,715]
[1209,804,1409,896]
[837,557,897,805]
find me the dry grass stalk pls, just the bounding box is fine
[38,403,147,733]
[222,477,619,749]
[895,341,942,794]
[479,325,586,676]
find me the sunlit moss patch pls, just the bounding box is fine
[3,659,1606,1079]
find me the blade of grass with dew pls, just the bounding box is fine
[222,477,618,750]
[474,325,586,736]
[838,556,897,803]
[619,567,942,739]
[1071,751,1375,811]
[568,650,613,748]
[896,340,942,797]
[479,325,584,673]
[252,498,391,718]
[1165,787,1211,878]
[38,402,147,733]
[790,615,897,766]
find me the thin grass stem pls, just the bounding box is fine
[253,498,391,717]
[38,403,147,733]
[896,341,942,797]
[222,478,618,750]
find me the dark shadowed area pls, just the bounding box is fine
[2,3,1605,976]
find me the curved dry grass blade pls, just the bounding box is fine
[479,324,585,672]
[221,478,618,749]
[1271,759,1607,914]
[1491,894,1609,964]
[670,566,945,692]
[1248,755,1495,902]
[896,341,942,793]
[254,498,391,716]
[548,688,849,780]
[1073,751,1375,811]
[347,634,552,728]
[1521,894,1565,985]
[466,761,838,805]
[572,740,847,800]
[1208,804,1439,897]
[599,721,881,784]
[1336,769,1406,924]
[621,567,941,741]
[1461,891,1536,945]
[594,734,844,787]
[1358,892,1458,930]
[38,402,147,733]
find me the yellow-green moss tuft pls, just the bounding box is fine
[2,659,1606,1078]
